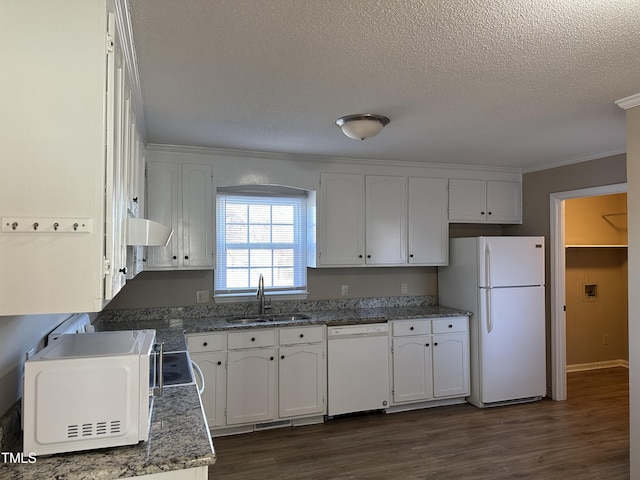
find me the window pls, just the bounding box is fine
[215,189,308,298]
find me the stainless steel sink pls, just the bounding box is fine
[268,314,311,322]
[226,314,310,324]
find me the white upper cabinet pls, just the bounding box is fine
[408,177,448,265]
[318,173,448,267]
[145,162,214,270]
[365,176,407,265]
[0,0,140,315]
[318,173,365,265]
[448,179,522,224]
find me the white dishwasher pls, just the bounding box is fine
[327,323,390,416]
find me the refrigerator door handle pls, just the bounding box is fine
[485,242,492,288]
[486,288,493,333]
[484,242,494,333]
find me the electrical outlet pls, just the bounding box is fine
[196,290,209,304]
[341,285,349,297]
[603,334,609,345]
[401,283,408,295]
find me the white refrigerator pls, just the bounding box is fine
[438,236,546,408]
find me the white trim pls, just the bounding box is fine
[550,183,627,401]
[214,292,308,304]
[566,360,629,373]
[522,149,626,174]
[114,0,146,142]
[146,143,523,174]
[616,93,640,110]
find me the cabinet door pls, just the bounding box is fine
[408,177,448,265]
[486,180,522,223]
[182,164,213,268]
[318,173,365,265]
[392,336,433,403]
[448,179,487,222]
[146,162,180,268]
[432,332,469,398]
[226,349,276,425]
[191,352,226,428]
[365,175,407,264]
[279,344,326,418]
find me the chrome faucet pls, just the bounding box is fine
[257,273,270,315]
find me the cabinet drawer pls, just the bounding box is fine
[279,326,324,345]
[228,329,275,349]
[187,333,224,353]
[432,317,468,334]
[392,319,431,336]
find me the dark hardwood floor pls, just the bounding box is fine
[208,367,629,479]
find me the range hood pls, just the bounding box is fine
[126,218,173,246]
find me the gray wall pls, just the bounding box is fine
[504,153,627,384]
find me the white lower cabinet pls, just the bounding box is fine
[432,332,469,398]
[278,326,326,418]
[392,336,433,403]
[186,333,226,428]
[187,326,326,434]
[390,317,469,407]
[191,351,226,428]
[227,348,277,425]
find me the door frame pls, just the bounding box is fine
[550,183,627,400]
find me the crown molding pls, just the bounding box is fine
[521,148,626,173]
[615,93,640,110]
[145,143,523,174]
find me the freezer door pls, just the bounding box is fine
[478,236,544,287]
[478,286,546,404]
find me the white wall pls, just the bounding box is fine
[0,314,70,416]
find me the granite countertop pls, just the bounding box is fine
[98,304,470,336]
[183,304,470,332]
[0,331,215,480]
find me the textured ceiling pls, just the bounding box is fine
[128,0,640,170]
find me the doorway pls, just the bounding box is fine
[550,183,627,400]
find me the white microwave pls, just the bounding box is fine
[22,330,157,455]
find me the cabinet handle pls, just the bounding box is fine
[270,356,274,361]
[481,211,485,215]
[119,267,127,275]
[299,334,304,338]
[425,343,430,347]
[434,342,438,346]
[203,342,208,347]
[448,324,453,328]
[251,337,256,342]
[281,355,285,359]
[184,255,189,260]
[133,197,138,203]
[409,254,414,258]
[367,254,371,258]
[488,211,492,215]
[172,256,177,260]
[358,254,363,258]
[217,361,222,366]
[409,326,414,331]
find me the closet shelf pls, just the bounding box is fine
[565,244,627,248]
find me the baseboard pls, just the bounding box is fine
[566,359,629,373]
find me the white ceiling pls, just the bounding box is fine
[128,0,640,171]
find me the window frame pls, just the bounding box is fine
[214,190,309,301]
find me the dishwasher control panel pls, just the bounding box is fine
[327,323,389,338]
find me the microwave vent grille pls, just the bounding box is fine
[66,420,122,439]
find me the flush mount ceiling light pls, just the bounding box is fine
[336,113,390,140]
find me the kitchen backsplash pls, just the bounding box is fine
[97,295,437,324]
